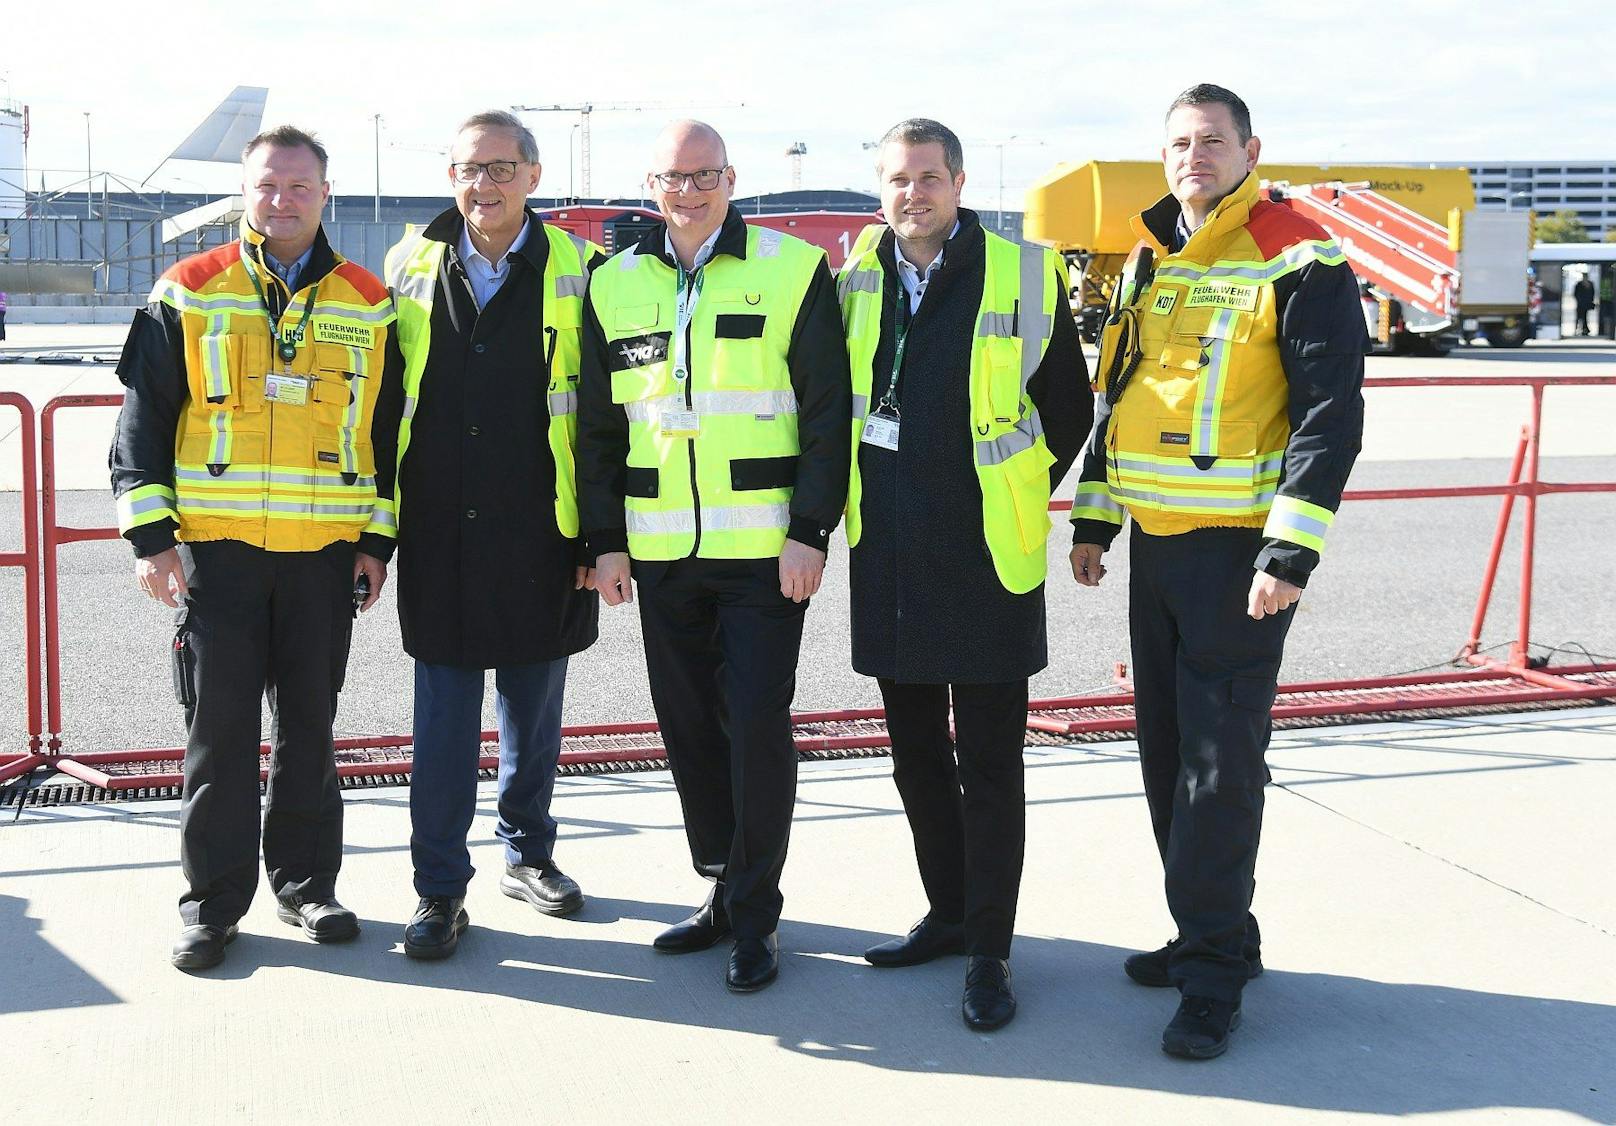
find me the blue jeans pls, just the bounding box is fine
[409,658,569,898]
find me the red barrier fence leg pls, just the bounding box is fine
[39,394,125,763]
[1511,384,1546,670]
[0,392,44,775]
[1461,426,1528,660]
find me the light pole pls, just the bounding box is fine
[373,114,382,222]
[988,135,1044,233]
[83,111,92,220]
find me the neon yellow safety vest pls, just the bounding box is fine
[115,220,397,552]
[1081,173,1343,553]
[837,227,1064,594]
[588,224,825,561]
[385,221,600,538]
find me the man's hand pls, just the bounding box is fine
[779,539,826,603]
[1248,571,1301,620]
[136,547,188,608]
[575,565,598,592]
[1070,543,1107,588]
[354,552,386,612]
[596,552,633,606]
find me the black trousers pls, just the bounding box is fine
[1129,524,1294,1002]
[174,539,355,926]
[877,678,1028,959]
[636,557,806,940]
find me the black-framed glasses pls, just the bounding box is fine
[451,160,526,184]
[652,167,728,192]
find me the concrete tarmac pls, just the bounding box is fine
[2,706,1613,1123]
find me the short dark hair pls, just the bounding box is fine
[877,118,964,178]
[242,125,329,179]
[1165,84,1253,144]
[457,109,541,163]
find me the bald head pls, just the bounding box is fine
[648,119,736,257]
[651,119,728,172]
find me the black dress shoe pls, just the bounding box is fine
[171,924,238,971]
[653,891,731,954]
[864,915,968,967]
[1124,936,1264,988]
[275,895,360,942]
[962,955,1016,1031]
[500,863,585,917]
[1162,994,1242,1059]
[725,933,779,993]
[403,896,469,960]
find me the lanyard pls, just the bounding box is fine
[875,280,912,415]
[242,249,318,366]
[672,260,704,383]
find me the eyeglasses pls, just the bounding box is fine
[652,167,728,192]
[451,161,526,184]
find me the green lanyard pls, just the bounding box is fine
[242,249,318,366]
[673,260,705,383]
[875,281,911,416]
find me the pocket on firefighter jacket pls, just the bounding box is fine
[171,608,199,709]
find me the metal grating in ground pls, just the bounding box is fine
[5,669,1613,809]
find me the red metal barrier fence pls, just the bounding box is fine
[11,374,1616,793]
[0,392,43,783]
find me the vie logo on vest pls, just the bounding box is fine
[612,332,672,371]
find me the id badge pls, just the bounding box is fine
[861,413,900,451]
[264,372,310,406]
[660,410,700,437]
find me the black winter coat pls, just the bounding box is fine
[849,212,1091,684]
[375,208,600,668]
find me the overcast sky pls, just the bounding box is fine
[5,0,1615,211]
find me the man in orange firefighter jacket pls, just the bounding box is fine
[110,127,401,972]
[1069,85,1367,1059]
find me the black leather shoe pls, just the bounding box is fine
[275,895,360,942]
[1162,994,1242,1059]
[962,955,1017,1031]
[171,924,238,971]
[500,863,584,917]
[653,890,731,954]
[864,915,968,967]
[403,896,469,960]
[1124,936,1264,988]
[725,933,779,993]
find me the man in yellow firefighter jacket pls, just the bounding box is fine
[577,120,850,993]
[111,127,400,971]
[837,119,1090,1032]
[1070,86,1367,1058]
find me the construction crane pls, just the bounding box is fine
[784,142,807,191]
[511,102,743,197]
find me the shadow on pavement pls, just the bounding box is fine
[7,893,1602,1120]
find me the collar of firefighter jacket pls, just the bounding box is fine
[631,203,750,268]
[1131,171,1260,258]
[237,214,341,295]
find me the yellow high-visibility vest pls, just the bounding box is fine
[838,226,1064,594]
[588,224,824,561]
[385,221,599,538]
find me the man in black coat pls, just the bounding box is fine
[374,111,601,959]
[839,119,1090,1030]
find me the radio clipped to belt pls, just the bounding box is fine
[1097,247,1154,407]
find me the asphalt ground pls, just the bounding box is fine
[1,328,1614,755]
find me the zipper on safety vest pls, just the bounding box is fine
[681,270,702,556]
